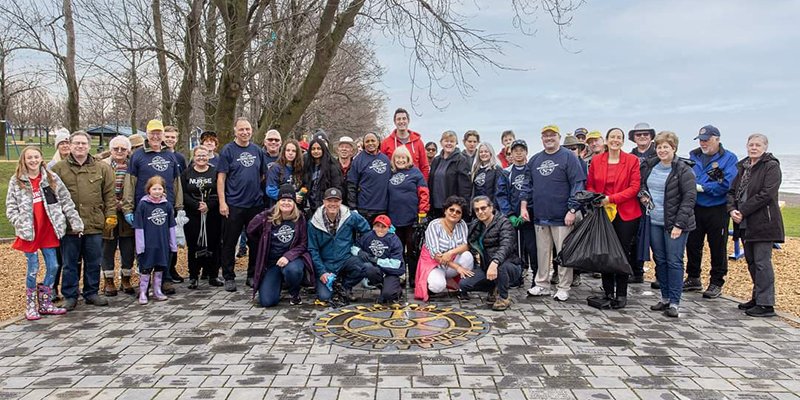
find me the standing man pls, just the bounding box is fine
[217,117,269,291]
[336,136,356,206]
[163,126,187,173]
[262,129,282,164]
[685,125,738,298]
[574,128,588,143]
[123,120,184,294]
[584,130,605,165]
[523,125,586,302]
[462,130,480,167]
[628,122,657,284]
[381,107,430,180]
[52,131,117,310]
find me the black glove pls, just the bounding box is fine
[358,250,378,265]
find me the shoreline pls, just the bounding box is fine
[781,192,800,207]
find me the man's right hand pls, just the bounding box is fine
[320,272,332,284]
[220,201,229,217]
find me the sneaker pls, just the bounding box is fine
[208,277,224,287]
[246,277,254,288]
[550,275,559,285]
[611,296,627,309]
[486,288,497,304]
[527,286,551,297]
[745,305,776,317]
[84,294,109,307]
[552,289,569,302]
[571,274,582,287]
[360,278,378,290]
[592,272,602,279]
[224,279,237,292]
[290,294,302,305]
[682,277,702,292]
[702,284,722,299]
[650,281,661,289]
[188,279,199,290]
[738,299,757,310]
[650,301,669,311]
[629,275,644,284]
[456,290,470,301]
[664,306,679,318]
[64,297,78,311]
[492,297,511,311]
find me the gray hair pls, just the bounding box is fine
[109,135,131,151]
[471,195,492,209]
[70,130,91,143]
[471,142,499,180]
[747,133,769,148]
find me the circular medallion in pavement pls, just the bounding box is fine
[310,303,490,351]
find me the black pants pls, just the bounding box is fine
[517,221,537,275]
[602,215,639,298]
[185,210,222,280]
[686,204,729,286]
[459,260,522,299]
[220,205,263,281]
[364,264,403,303]
[395,225,415,281]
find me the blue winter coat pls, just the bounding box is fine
[307,206,371,277]
[689,144,738,207]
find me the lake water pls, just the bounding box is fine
[779,154,800,194]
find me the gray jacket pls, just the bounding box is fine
[5,167,84,241]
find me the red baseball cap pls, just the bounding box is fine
[373,215,392,228]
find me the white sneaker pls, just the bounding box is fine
[527,286,551,296]
[360,277,378,290]
[553,289,569,302]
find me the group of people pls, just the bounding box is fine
[7,108,784,321]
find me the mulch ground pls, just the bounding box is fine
[1,238,799,323]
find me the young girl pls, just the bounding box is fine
[134,176,177,305]
[302,138,342,214]
[6,146,84,320]
[265,139,304,206]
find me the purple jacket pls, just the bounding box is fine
[247,209,314,298]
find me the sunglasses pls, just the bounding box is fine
[634,132,651,137]
[446,207,462,215]
[266,138,281,142]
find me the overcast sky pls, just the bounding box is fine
[372,0,799,157]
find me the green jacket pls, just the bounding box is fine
[51,154,116,235]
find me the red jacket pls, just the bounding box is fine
[586,151,642,222]
[381,129,430,181]
[498,147,511,168]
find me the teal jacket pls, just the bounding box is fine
[307,205,371,277]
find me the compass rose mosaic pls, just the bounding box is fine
[310,303,490,351]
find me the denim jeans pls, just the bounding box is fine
[258,258,305,307]
[459,260,522,299]
[61,233,103,300]
[24,247,59,289]
[650,224,688,306]
[315,256,366,301]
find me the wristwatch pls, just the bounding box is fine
[569,208,577,214]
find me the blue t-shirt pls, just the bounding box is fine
[268,220,296,262]
[527,147,586,225]
[647,163,671,226]
[171,150,187,174]
[387,167,427,227]
[266,163,297,201]
[348,151,391,211]
[129,148,181,207]
[133,199,176,269]
[216,142,268,208]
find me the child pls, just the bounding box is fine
[497,139,537,280]
[352,215,405,303]
[134,176,177,305]
[6,146,84,320]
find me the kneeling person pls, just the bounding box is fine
[459,196,522,311]
[353,215,405,303]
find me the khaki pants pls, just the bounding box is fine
[534,224,573,291]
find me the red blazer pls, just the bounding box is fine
[586,151,642,222]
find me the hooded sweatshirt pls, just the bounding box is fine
[381,129,430,181]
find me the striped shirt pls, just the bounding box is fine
[424,218,469,265]
[111,159,127,199]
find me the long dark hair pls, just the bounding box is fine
[278,139,304,185]
[303,137,336,188]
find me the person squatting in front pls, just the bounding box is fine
[133,176,178,305]
[308,187,372,304]
[351,214,405,303]
[248,184,313,307]
[458,196,523,311]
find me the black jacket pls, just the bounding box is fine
[727,153,784,243]
[641,157,697,232]
[429,148,472,209]
[302,158,342,212]
[468,213,519,270]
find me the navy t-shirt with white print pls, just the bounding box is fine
[348,151,391,211]
[357,230,403,262]
[133,199,177,269]
[268,220,296,263]
[526,147,586,225]
[387,167,426,227]
[129,148,181,206]
[216,142,267,208]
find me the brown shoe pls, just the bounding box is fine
[120,276,135,294]
[486,288,498,304]
[492,297,511,311]
[161,281,176,295]
[103,277,118,297]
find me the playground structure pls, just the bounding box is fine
[2,120,53,160]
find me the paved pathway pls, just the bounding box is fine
[0,276,799,400]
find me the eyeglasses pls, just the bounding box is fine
[474,205,491,213]
[112,147,127,152]
[446,207,462,215]
[266,138,280,142]
[194,155,208,159]
[634,132,650,137]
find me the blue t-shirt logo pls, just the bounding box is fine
[148,155,171,172]
[369,239,389,257]
[237,152,257,167]
[389,172,406,185]
[148,207,168,225]
[369,159,388,174]
[274,224,295,243]
[537,160,559,176]
[474,171,486,187]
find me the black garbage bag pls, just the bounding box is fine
[556,206,632,275]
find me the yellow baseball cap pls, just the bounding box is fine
[146,119,165,132]
[541,125,560,135]
[586,130,602,140]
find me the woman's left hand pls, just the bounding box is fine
[276,257,289,267]
[454,263,474,279]
[731,210,743,224]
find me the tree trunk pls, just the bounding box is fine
[0,51,7,157]
[63,0,80,133]
[212,0,249,144]
[129,53,138,133]
[263,0,364,136]
[203,4,218,132]
[174,0,203,149]
[152,0,173,124]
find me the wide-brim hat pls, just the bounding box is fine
[562,134,586,150]
[129,134,145,148]
[628,122,656,142]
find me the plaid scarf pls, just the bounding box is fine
[324,211,340,236]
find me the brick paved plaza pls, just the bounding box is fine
[0,276,798,400]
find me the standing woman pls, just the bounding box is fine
[182,146,223,288]
[302,137,342,215]
[100,136,136,296]
[266,139,304,205]
[640,131,696,318]
[728,134,783,317]
[7,146,84,320]
[248,184,313,307]
[586,128,641,309]
[48,129,72,169]
[347,132,391,224]
[428,130,471,219]
[471,142,504,209]
[387,146,430,285]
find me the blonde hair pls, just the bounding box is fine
[471,142,498,180]
[440,130,458,143]
[145,175,166,194]
[16,146,56,189]
[391,146,413,172]
[269,199,300,225]
[654,131,679,151]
